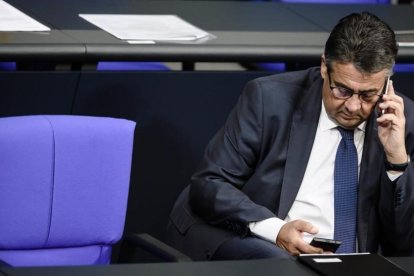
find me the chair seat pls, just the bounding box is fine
[0,245,112,267]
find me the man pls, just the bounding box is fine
[167,12,414,260]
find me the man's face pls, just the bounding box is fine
[320,60,389,129]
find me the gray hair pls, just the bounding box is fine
[324,12,398,74]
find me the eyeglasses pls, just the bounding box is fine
[326,67,385,104]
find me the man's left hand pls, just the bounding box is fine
[377,80,408,164]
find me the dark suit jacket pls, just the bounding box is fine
[167,67,414,260]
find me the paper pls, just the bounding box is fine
[79,14,212,42]
[313,258,342,263]
[0,0,50,31]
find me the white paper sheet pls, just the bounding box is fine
[79,14,211,42]
[0,0,50,31]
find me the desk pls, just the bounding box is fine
[0,30,84,63]
[0,257,413,276]
[1,0,414,67]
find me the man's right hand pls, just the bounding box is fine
[276,219,323,255]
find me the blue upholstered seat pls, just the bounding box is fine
[0,115,136,266]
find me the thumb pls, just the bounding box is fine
[295,220,319,235]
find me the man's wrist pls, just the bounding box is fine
[248,217,286,244]
[384,154,410,172]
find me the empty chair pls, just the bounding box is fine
[0,115,136,267]
[394,63,414,72]
[0,62,16,71]
[97,61,170,71]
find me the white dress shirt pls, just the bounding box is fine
[249,101,402,244]
[249,102,366,243]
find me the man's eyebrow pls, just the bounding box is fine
[332,79,379,93]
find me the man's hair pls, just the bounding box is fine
[324,12,398,74]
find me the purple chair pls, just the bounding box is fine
[0,62,16,71]
[97,61,170,71]
[0,115,136,267]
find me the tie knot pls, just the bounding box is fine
[338,127,354,141]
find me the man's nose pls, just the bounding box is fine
[345,94,362,112]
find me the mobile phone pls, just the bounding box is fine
[380,75,391,116]
[310,237,342,253]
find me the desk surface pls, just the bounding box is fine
[0,257,413,276]
[2,1,414,64]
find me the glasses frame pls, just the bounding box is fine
[326,66,386,104]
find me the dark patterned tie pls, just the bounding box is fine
[334,127,358,253]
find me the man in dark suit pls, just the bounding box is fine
[167,12,414,260]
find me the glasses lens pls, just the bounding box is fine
[360,92,379,103]
[333,87,352,99]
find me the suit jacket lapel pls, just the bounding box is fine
[278,79,323,219]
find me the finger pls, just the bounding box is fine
[378,95,404,117]
[290,249,301,257]
[376,113,397,125]
[377,105,405,125]
[381,94,403,108]
[294,220,319,235]
[376,111,405,127]
[277,238,301,255]
[296,241,323,254]
[284,239,316,255]
[378,100,404,120]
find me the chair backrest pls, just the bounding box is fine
[97,61,170,71]
[0,115,136,267]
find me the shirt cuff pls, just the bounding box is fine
[387,171,403,181]
[248,217,286,244]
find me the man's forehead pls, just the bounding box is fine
[329,62,390,80]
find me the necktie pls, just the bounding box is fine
[334,127,358,253]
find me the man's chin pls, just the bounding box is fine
[336,116,362,129]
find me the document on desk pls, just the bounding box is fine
[0,0,50,31]
[79,14,213,43]
[297,253,410,276]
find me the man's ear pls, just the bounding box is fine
[320,55,327,80]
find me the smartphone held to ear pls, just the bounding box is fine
[310,237,342,253]
[380,75,391,116]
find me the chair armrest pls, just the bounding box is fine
[118,233,192,263]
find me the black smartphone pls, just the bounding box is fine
[310,237,342,253]
[378,75,391,117]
